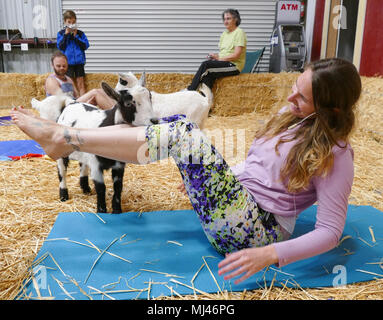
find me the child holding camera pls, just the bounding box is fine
[57,10,89,96]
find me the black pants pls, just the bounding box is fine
[187,60,240,91]
[66,64,85,78]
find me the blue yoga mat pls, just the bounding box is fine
[0,140,45,160]
[20,205,383,300]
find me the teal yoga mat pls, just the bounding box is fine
[19,205,383,300]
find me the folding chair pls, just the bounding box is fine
[241,47,265,73]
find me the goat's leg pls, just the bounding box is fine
[79,162,91,194]
[91,167,107,213]
[57,157,69,201]
[111,164,125,214]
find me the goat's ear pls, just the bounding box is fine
[118,72,128,81]
[138,71,146,87]
[101,82,120,101]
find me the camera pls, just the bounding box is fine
[65,24,77,29]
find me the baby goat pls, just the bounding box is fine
[32,82,157,213]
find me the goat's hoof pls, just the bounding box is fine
[80,177,91,194]
[81,186,91,194]
[59,188,69,201]
[97,207,107,213]
[112,208,122,214]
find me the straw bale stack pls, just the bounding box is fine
[33,73,50,100]
[0,73,38,108]
[146,73,194,93]
[0,71,298,114]
[84,73,118,91]
[211,72,299,116]
[0,72,382,300]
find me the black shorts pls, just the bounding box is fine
[67,64,85,78]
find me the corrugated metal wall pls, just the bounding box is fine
[0,0,62,73]
[0,0,61,38]
[62,0,276,73]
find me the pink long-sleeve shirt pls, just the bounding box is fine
[231,123,354,267]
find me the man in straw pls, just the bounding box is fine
[45,51,115,110]
[11,58,361,284]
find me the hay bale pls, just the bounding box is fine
[146,73,194,93]
[0,73,38,108]
[357,77,383,133]
[33,73,50,100]
[0,71,300,114]
[211,72,299,116]
[84,73,118,91]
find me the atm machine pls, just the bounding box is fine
[269,1,307,73]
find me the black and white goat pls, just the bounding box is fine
[31,82,157,213]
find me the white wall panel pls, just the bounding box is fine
[60,0,277,73]
[0,0,61,73]
[0,0,61,38]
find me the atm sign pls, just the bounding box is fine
[276,1,301,24]
[280,3,299,11]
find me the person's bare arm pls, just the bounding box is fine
[45,77,63,96]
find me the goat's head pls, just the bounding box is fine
[102,82,158,126]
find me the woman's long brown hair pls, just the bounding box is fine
[255,58,362,193]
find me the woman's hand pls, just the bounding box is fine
[218,245,279,284]
[207,53,219,60]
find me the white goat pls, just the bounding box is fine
[116,72,213,129]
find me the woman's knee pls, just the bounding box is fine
[197,60,214,73]
[89,88,101,96]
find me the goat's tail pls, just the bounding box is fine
[198,83,213,106]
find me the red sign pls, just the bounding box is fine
[280,3,299,11]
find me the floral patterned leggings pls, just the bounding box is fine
[145,115,283,255]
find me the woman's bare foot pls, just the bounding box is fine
[13,106,37,117]
[10,108,77,160]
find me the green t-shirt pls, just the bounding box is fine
[219,27,247,72]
